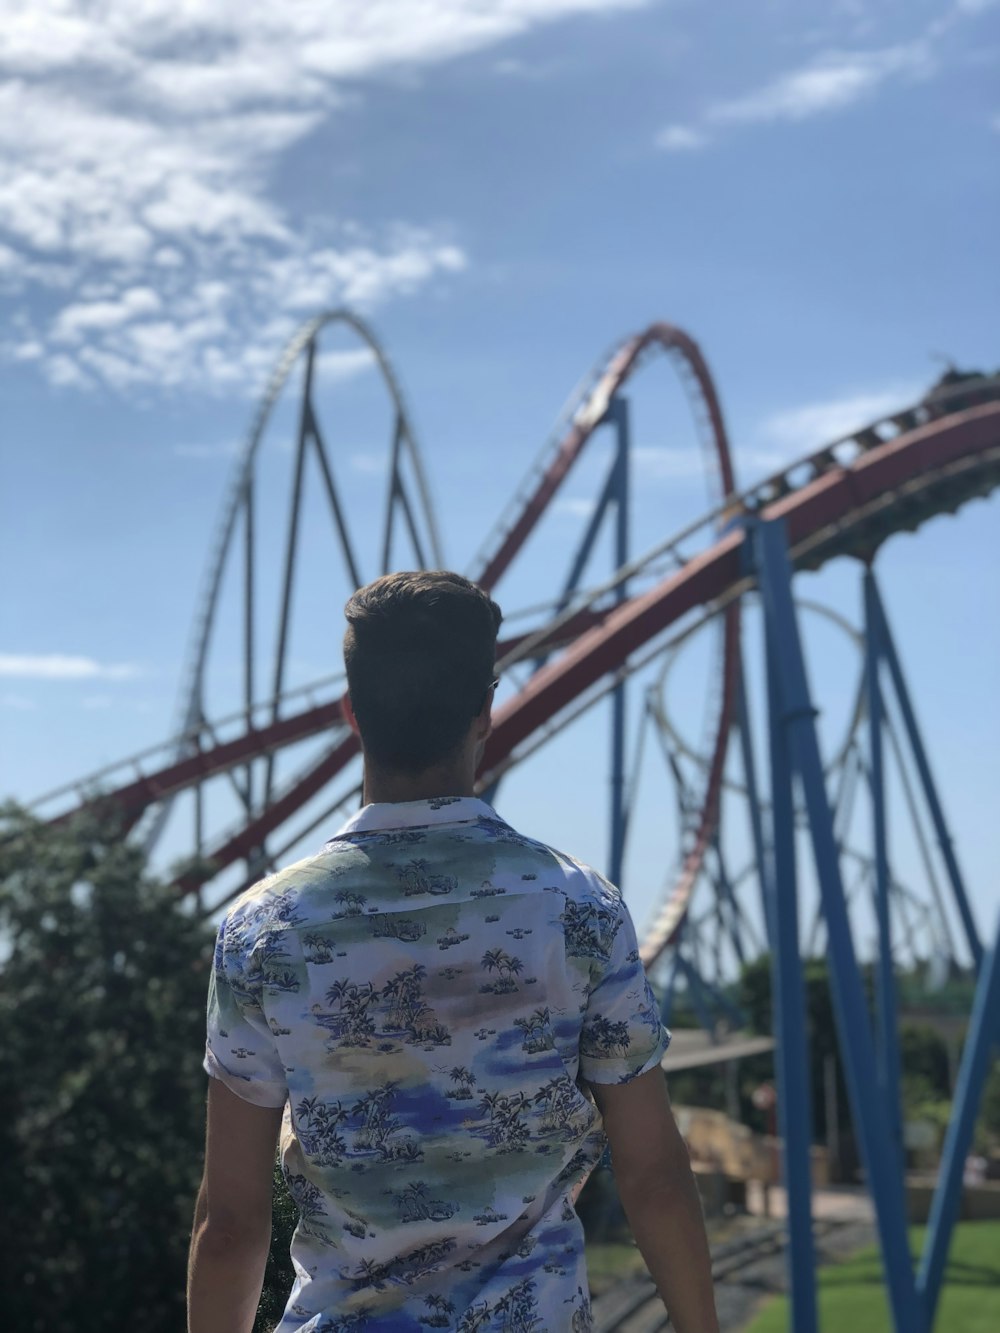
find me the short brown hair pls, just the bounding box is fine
[343,571,502,774]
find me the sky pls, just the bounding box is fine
[1,0,997,955]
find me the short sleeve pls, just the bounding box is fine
[579,891,671,1085]
[204,916,288,1108]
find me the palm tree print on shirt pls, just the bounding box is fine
[398,858,457,897]
[532,1077,589,1138]
[352,1081,423,1162]
[303,931,336,962]
[334,889,367,916]
[480,948,524,994]
[295,1096,350,1165]
[494,1277,542,1333]
[421,1292,457,1327]
[558,900,621,962]
[448,1066,477,1100]
[317,978,378,1047]
[513,1007,555,1054]
[455,1302,491,1332]
[580,1012,632,1058]
[393,1180,456,1223]
[283,1169,325,1223]
[381,964,450,1046]
[477,1089,530,1152]
[348,1237,456,1291]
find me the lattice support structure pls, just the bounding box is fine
[749,513,999,1333]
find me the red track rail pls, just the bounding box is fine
[475,323,736,592]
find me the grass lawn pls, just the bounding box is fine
[745,1221,1000,1333]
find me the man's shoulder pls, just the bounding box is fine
[223,849,343,931]
[488,816,623,908]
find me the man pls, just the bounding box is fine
[188,571,719,1333]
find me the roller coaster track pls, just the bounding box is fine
[40,326,1000,962]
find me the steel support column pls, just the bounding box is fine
[607,395,629,888]
[735,658,773,946]
[754,516,919,1332]
[864,567,906,1201]
[760,537,818,1333]
[918,917,1000,1326]
[867,573,982,970]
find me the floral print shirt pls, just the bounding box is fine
[204,797,670,1332]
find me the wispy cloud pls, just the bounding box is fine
[709,42,928,127]
[0,1,636,396]
[314,346,379,382]
[653,2,990,154]
[0,653,141,681]
[755,384,923,457]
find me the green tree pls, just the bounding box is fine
[899,1023,951,1102]
[738,954,855,1146]
[0,801,216,1331]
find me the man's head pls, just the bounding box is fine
[343,571,503,776]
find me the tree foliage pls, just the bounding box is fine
[0,802,214,1331]
[738,953,854,1143]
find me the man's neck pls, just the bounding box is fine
[363,762,476,806]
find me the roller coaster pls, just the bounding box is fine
[31,313,1000,1332]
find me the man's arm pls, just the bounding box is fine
[588,1067,719,1333]
[187,1079,284,1333]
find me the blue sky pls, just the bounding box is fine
[1,0,997,952]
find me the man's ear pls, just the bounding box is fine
[474,686,495,742]
[342,693,361,738]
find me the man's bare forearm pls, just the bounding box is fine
[617,1164,719,1333]
[187,1187,271,1333]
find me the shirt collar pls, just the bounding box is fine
[329,795,500,839]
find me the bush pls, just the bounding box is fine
[0,803,214,1332]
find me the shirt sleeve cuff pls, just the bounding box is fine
[579,1025,671,1085]
[203,1045,288,1109]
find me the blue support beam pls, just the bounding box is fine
[762,573,818,1333]
[526,395,631,891]
[918,917,1000,1327]
[864,568,907,1207]
[866,573,982,970]
[753,517,920,1332]
[736,664,775,951]
[607,396,630,888]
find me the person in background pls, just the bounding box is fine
[188,570,719,1333]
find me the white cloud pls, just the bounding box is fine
[0,653,141,681]
[654,124,709,152]
[709,42,929,126]
[315,347,378,381]
[654,7,977,156]
[53,286,162,342]
[755,384,923,456]
[12,339,42,361]
[0,0,641,395]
